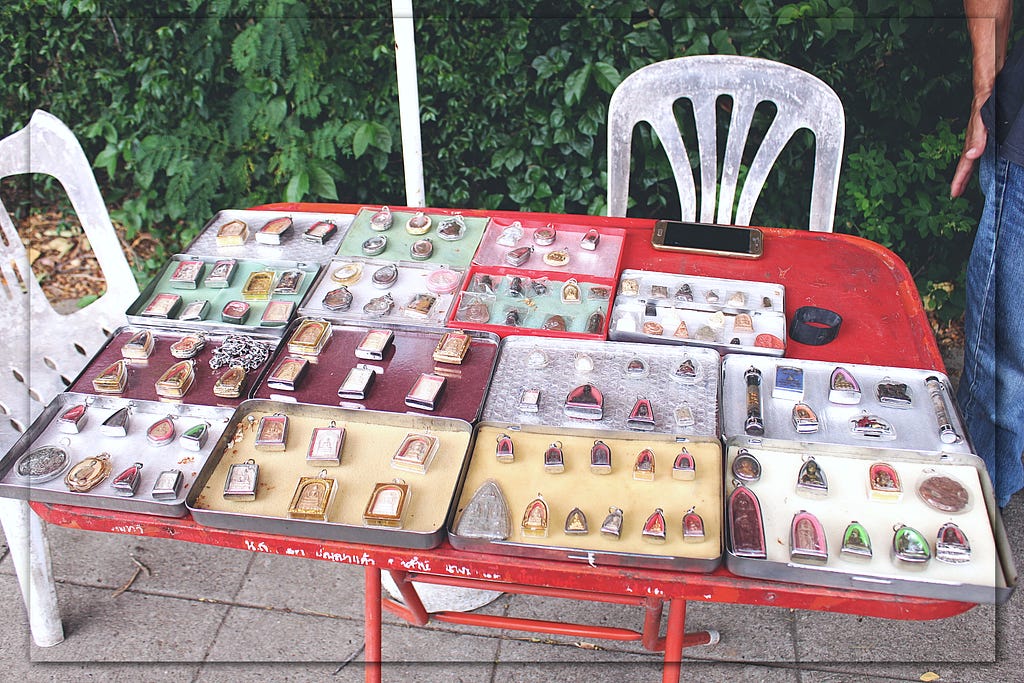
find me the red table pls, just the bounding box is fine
[30,205,967,683]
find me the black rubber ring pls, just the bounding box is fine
[789,306,842,345]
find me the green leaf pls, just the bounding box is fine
[593,62,620,92]
[353,122,374,158]
[564,64,592,105]
[309,164,338,200]
[95,146,119,174]
[284,171,309,202]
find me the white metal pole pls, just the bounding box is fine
[0,498,64,647]
[392,0,426,207]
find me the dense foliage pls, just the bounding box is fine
[0,1,989,319]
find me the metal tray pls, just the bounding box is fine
[720,354,973,456]
[481,336,721,437]
[126,254,320,337]
[609,269,787,356]
[337,207,488,270]
[67,326,280,408]
[722,441,1016,603]
[186,400,474,548]
[186,209,355,261]
[448,422,722,572]
[252,321,500,423]
[0,392,232,516]
[298,256,464,330]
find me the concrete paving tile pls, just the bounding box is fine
[40,524,253,602]
[195,661,497,683]
[19,664,203,683]
[204,604,364,662]
[233,550,366,618]
[28,582,229,662]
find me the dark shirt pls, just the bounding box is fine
[983,39,1024,166]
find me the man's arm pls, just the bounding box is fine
[950,0,1012,198]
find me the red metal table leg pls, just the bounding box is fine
[365,567,383,683]
[662,597,686,683]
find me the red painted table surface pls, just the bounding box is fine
[36,205,966,634]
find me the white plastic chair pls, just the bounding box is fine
[0,109,140,646]
[607,55,845,232]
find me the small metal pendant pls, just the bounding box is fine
[65,452,112,493]
[307,421,345,466]
[829,366,862,404]
[337,364,378,400]
[303,220,337,244]
[588,284,612,300]
[507,276,525,298]
[92,359,129,394]
[456,479,511,540]
[675,403,696,429]
[877,378,913,407]
[586,311,605,335]
[223,459,259,501]
[728,483,767,559]
[589,440,612,474]
[101,405,132,437]
[433,330,471,365]
[169,259,205,289]
[213,365,247,398]
[600,507,624,539]
[57,403,89,434]
[936,522,971,564]
[773,365,804,400]
[675,283,693,302]
[273,268,304,295]
[743,366,765,436]
[411,237,435,261]
[371,263,399,289]
[652,284,672,299]
[850,412,896,439]
[405,372,446,411]
[918,473,971,513]
[579,228,600,250]
[170,333,206,359]
[288,469,338,521]
[255,216,292,244]
[391,433,439,474]
[496,221,524,246]
[180,421,210,451]
[573,351,594,374]
[221,300,251,324]
[241,270,275,300]
[543,441,565,473]
[796,456,829,497]
[111,462,144,497]
[530,278,549,296]
[625,356,649,378]
[705,289,720,303]
[642,508,668,544]
[205,259,238,288]
[260,300,294,328]
[215,218,248,246]
[403,292,437,319]
[406,210,432,235]
[254,412,289,451]
[560,278,582,304]
[755,333,786,350]
[527,348,549,368]
[146,416,176,447]
[670,358,699,383]
[122,329,155,359]
[695,324,718,342]
[363,293,395,317]
[727,291,746,307]
[141,292,182,318]
[370,205,393,231]
[564,383,604,420]
[868,462,902,501]
[266,355,308,391]
[331,262,363,285]
[15,443,71,483]
[564,507,589,535]
[790,510,829,565]
[627,397,656,431]
[672,448,696,481]
[459,299,490,323]
[731,449,761,482]
[641,321,664,336]
[632,448,656,481]
[504,245,534,267]
[792,402,819,433]
[541,314,567,331]
[178,299,211,322]
[521,495,550,538]
[533,225,556,246]
[495,433,515,463]
[925,376,960,443]
[426,268,462,294]
[518,387,541,413]
[682,507,705,542]
[503,307,521,327]
[542,249,570,267]
[355,328,394,360]
[840,521,873,561]
[892,524,932,566]
[288,319,333,356]
[151,469,184,500]
[438,214,467,241]
[732,313,754,334]
[363,479,410,528]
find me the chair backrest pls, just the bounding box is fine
[607,55,845,232]
[0,110,139,446]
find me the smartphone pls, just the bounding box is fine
[651,220,763,259]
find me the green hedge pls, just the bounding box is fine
[1,0,986,320]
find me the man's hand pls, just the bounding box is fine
[951,102,989,198]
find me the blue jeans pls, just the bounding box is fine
[957,139,1024,508]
